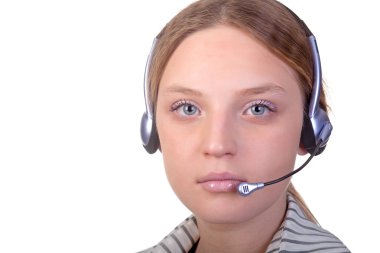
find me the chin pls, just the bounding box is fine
[184,188,288,225]
[184,194,262,224]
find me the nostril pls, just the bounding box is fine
[203,141,236,158]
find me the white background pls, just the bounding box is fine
[0,0,378,252]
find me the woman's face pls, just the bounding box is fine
[156,25,305,224]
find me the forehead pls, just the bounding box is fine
[159,25,300,97]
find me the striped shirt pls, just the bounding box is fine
[139,194,350,253]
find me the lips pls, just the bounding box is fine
[197,172,245,193]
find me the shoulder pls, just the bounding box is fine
[266,194,350,253]
[138,216,199,253]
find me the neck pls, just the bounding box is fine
[195,193,287,253]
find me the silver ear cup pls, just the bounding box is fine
[140,112,159,154]
[301,109,332,155]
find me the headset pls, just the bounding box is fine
[140,38,159,154]
[140,3,333,157]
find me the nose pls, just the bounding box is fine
[201,111,237,158]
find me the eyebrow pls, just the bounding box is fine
[237,83,286,97]
[162,85,203,97]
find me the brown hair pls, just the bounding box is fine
[147,0,327,223]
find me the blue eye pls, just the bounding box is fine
[171,100,200,116]
[181,104,198,115]
[250,104,267,115]
[244,100,276,116]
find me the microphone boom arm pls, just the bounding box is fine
[237,140,322,196]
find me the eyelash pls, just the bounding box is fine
[170,100,200,115]
[169,99,277,117]
[243,100,277,116]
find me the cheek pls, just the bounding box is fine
[271,114,304,156]
[240,113,304,180]
[158,120,195,162]
[156,118,196,196]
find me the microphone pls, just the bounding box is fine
[237,141,322,196]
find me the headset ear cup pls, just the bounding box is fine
[146,121,160,154]
[301,110,332,156]
[300,113,318,155]
[140,112,160,154]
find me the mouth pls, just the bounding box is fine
[197,172,245,193]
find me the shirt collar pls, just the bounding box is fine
[145,194,346,253]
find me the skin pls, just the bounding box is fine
[156,25,306,253]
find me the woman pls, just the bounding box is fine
[139,0,350,252]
